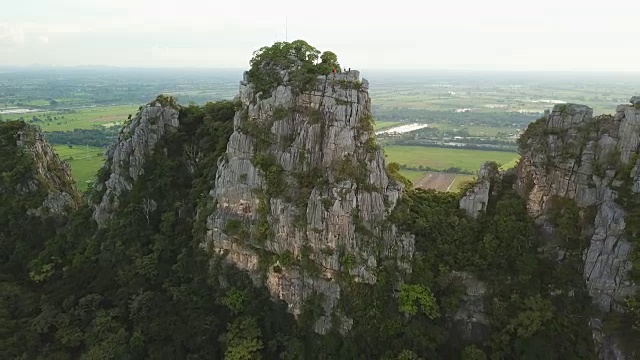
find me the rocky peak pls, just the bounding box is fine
[514,98,640,359]
[2,122,80,216]
[205,66,414,334]
[92,95,180,226]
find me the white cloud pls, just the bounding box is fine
[1,0,640,70]
[0,25,25,46]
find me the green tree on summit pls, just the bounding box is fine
[247,40,342,98]
[319,51,340,75]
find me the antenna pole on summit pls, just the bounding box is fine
[285,17,288,42]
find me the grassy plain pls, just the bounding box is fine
[499,155,521,171]
[2,105,137,131]
[53,145,106,190]
[450,175,476,192]
[399,170,426,183]
[383,145,517,173]
[374,121,403,131]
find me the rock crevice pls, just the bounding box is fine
[205,70,414,333]
[92,99,180,226]
[514,99,640,359]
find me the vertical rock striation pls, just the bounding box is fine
[92,97,180,226]
[514,98,640,359]
[459,161,499,218]
[13,124,80,216]
[205,70,414,333]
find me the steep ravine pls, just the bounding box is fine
[205,70,414,333]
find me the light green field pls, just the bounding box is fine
[499,155,521,171]
[53,145,106,190]
[450,175,476,192]
[399,170,426,183]
[374,121,403,131]
[2,105,137,131]
[383,145,517,173]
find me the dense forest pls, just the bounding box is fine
[0,114,600,359]
[1,40,638,359]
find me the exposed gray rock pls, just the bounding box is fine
[450,271,489,342]
[630,96,640,107]
[15,124,79,216]
[204,70,414,334]
[459,161,499,218]
[92,100,180,226]
[590,318,630,360]
[514,102,640,359]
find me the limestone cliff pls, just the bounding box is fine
[459,161,499,218]
[205,70,414,333]
[513,98,640,359]
[92,96,180,226]
[4,122,80,216]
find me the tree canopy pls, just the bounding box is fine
[247,40,343,99]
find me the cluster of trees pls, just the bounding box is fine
[44,128,119,147]
[389,173,596,359]
[247,40,342,99]
[382,140,518,153]
[2,100,601,359]
[1,39,628,358]
[394,163,474,175]
[371,108,536,129]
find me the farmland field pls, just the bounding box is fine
[450,175,476,192]
[399,170,426,183]
[2,105,137,132]
[499,155,521,171]
[413,172,457,191]
[383,145,517,173]
[374,121,403,131]
[53,145,106,190]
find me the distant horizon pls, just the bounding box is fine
[3,64,640,74]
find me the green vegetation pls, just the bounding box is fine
[2,105,138,132]
[451,175,477,192]
[606,152,640,353]
[398,284,439,318]
[390,175,596,359]
[399,169,426,184]
[374,121,403,131]
[53,145,105,190]
[383,145,517,174]
[499,155,521,171]
[5,41,640,360]
[247,40,342,100]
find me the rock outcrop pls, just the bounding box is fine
[13,123,79,216]
[205,70,414,333]
[92,97,180,226]
[450,271,489,342]
[459,161,499,218]
[514,98,640,359]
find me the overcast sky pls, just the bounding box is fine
[2,0,639,71]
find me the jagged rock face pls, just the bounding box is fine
[450,271,489,342]
[515,99,640,359]
[205,70,414,333]
[459,161,499,218]
[15,124,79,216]
[92,100,180,226]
